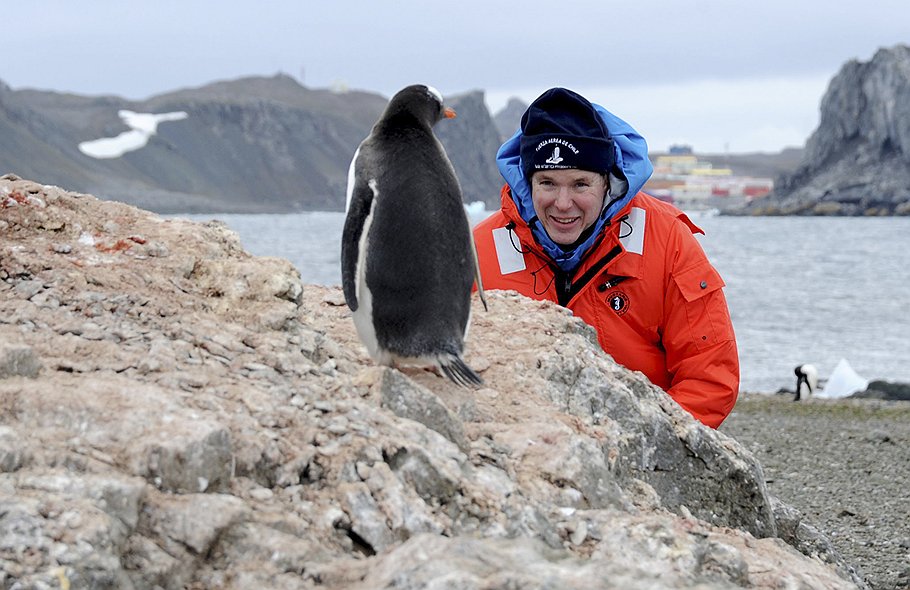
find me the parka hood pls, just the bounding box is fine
[496,102,653,272]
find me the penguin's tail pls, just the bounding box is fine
[438,355,483,388]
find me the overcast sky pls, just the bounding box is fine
[4,1,909,153]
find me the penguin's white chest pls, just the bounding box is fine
[351,179,387,363]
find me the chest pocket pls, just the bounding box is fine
[672,261,734,351]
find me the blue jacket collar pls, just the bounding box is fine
[497,103,653,273]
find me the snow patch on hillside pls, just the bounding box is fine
[79,110,188,159]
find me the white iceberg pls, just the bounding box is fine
[816,358,869,399]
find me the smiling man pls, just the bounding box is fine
[529,169,608,245]
[472,87,740,428]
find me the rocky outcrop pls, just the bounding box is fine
[741,45,910,216]
[854,380,910,401]
[493,97,529,142]
[434,90,505,208]
[1,175,866,588]
[0,76,505,213]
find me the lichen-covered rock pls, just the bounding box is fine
[0,177,866,589]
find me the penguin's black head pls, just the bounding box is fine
[384,84,457,127]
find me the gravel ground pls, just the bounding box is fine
[720,394,910,590]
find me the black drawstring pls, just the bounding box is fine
[617,214,632,239]
[505,221,531,254]
[505,221,550,295]
[530,262,556,297]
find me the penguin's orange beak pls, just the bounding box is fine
[444,107,457,119]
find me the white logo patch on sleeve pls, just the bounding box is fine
[619,207,646,255]
[492,227,527,275]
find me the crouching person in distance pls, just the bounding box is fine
[473,87,739,428]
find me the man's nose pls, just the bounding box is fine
[555,186,573,208]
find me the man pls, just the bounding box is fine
[473,87,739,428]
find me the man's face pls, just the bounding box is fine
[530,169,607,245]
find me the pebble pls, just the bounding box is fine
[145,242,169,257]
[249,487,274,501]
[313,400,335,413]
[865,429,893,444]
[325,416,349,434]
[319,359,337,376]
[569,520,588,545]
[14,280,44,299]
[61,510,83,529]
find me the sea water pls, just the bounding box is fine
[176,210,910,393]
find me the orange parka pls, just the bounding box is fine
[473,185,739,428]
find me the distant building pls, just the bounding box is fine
[654,154,699,175]
[690,166,733,176]
[668,144,693,155]
[646,149,773,210]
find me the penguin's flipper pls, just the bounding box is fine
[341,149,374,312]
[439,355,483,388]
[469,231,488,312]
[344,146,360,214]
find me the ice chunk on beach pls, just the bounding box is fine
[817,358,869,398]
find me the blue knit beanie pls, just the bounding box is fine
[519,88,615,180]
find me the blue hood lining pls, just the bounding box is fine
[496,103,653,272]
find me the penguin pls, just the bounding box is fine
[794,364,818,401]
[341,84,487,386]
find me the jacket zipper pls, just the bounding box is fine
[555,271,573,306]
[554,244,624,307]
